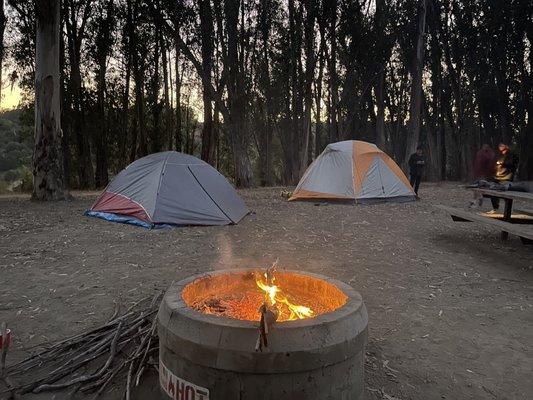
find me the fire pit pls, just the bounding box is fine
[158,268,368,399]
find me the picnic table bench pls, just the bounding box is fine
[437,189,533,244]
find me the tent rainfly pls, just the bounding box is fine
[289,140,416,203]
[86,152,249,228]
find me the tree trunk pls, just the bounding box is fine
[495,68,512,144]
[33,0,68,200]
[175,39,182,152]
[94,0,114,188]
[60,13,70,188]
[375,71,386,150]
[374,0,387,150]
[199,0,215,165]
[150,16,162,153]
[257,0,273,186]
[225,0,252,187]
[162,45,172,150]
[131,0,147,160]
[94,55,108,187]
[299,0,317,177]
[314,63,324,158]
[120,55,131,166]
[327,0,339,143]
[119,0,133,167]
[0,0,6,108]
[404,0,427,166]
[65,0,94,188]
[314,6,326,158]
[519,22,533,179]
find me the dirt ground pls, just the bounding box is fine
[0,182,532,400]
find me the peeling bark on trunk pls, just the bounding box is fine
[33,0,68,200]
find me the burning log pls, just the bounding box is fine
[190,262,318,322]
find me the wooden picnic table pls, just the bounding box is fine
[437,188,533,245]
[474,188,533,240]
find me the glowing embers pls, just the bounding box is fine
[183,269,348,322]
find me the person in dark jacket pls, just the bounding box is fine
[488,143,519,213]
[408,146,426,196]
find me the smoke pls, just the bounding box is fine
[216,232,235,268]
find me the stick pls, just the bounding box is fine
[134,317,158,385]
[0,322,8,377]
[125,358,135,400]
[80,370,112,392]
[92,359,129,399]
[18,320,147,394]
[86,328,152,396]
[7,317,124,374]
[149,291,162,309]
[45,330,116,379]
[6,294,160,396]
[108,301,120,322]
[11,296,155,373]
[32,322,123,393]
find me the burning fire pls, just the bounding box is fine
[256,271,314,321]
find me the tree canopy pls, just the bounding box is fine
[4,0,533,190]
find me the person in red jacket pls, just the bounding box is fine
[469,144,495,208]
[473,144,496,180]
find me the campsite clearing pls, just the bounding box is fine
[0,183,532,400]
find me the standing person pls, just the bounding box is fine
[469,144,495,208]
[473,144,496,180]
[408,145,426,196]
[487,143,519,214]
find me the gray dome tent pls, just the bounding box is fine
[86,152,249,228]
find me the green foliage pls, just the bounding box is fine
[19,165,33,192]
[0,110,32,173]
[0,109,33,191]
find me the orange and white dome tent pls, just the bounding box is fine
[289,140,416,203]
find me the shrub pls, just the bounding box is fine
[19,166,32,192]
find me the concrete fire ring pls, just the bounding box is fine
[158,268,368,400]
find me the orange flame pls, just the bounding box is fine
[255,271,314,321]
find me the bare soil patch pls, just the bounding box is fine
[0,182,531,399]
